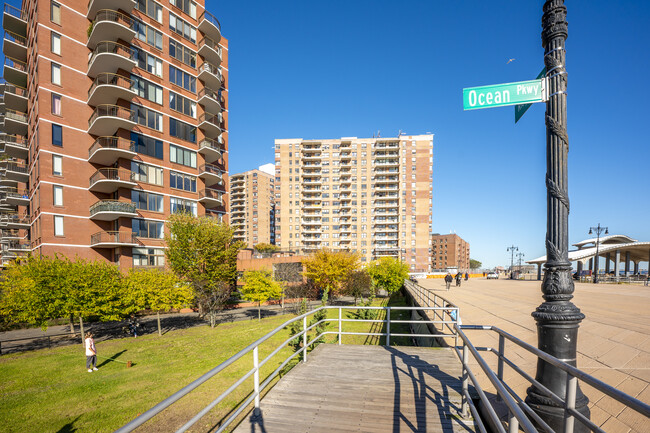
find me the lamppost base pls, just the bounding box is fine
[525,390,590,433]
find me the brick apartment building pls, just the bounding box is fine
[274,135,434,272]
[0,0,228,270]
[431,233,470,271]
[230,166,275,248]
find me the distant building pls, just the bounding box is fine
[230,167,275,247]
[431,233,470,271]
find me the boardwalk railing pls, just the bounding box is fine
[404,280,650,433]
[115,303,458,433]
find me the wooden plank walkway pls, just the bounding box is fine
[233,344,477,433]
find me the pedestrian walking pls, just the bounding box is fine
[85,332,98,373]
[444,272,453,291]
[455,272,462,287]
[128,315,139,338]
[464,272,469,281]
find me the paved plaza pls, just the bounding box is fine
[417,277,650,433]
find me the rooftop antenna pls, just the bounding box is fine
[398,129,403,137]
[377,130,381,138]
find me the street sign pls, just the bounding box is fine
[463,78,546,111]
[515,67,547,123]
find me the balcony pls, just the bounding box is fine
[198,137,224,164]
[0,176,17,187]
[1,229,23,240]
[4,188,29,206]
[2,83,27,112]
[2,161,28,182]
[0,214,29,229]
[89,200,137,221]
[198,189,223,207]
[87,10,135,49]
[90,231,139,248]
[197,87,222,113]
[198,163,224,187]
[3,30,27,62]
[198,10,221,42]
[3,5,27,37]
[198,36,222,66]
[1,134,28,159]
[88,136,136,165]
[198,62,223,90]
[3,108,27,136]
[6,240,29,253]
[88,73,136,106]
[4,57,26,88]
[198,112,223,139]
[87,0,135,19]
[88,104,136,136]
[87,41,135,78]
[89,168,137,193]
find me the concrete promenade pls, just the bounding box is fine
[417,277,650,433]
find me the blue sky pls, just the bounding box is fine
[215,0,650,268]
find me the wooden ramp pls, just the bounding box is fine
[234,344,476,433]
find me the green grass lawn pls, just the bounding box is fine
[0,293,413,432]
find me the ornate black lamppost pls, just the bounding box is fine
[525,1,590,430]
[517,252,525,274]
[507,245,518,278]
[589,224,608,283]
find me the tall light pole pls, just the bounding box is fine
[517,252,525,274]
[589,224,608,283]
[526,1,590,430]
[507,245,518,278]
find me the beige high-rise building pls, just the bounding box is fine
[274,135,433,272]
[230,168,275,248]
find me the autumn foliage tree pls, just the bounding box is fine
[367,257,410,295]
[301,249,360,299]
[240,269,284,320]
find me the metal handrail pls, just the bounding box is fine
[88,41,134,66]
[116,303,458,433]
[3,83,27,98]
[199,10,221,30]
[92,9,133,28]
[88,104,136,128]
[88,136,136,158]
[89,200,136,216]
[197,86,221,103]
[90,231,136,245]
[88,73,135,98]
[198,112,222,129]
[4,30,26,46]
[4,56,27,72]
[1,134,27,147]
[198,137,225,153]
[198,189,223,203]
[198,36,222,55]
[199,163,224,176]
[4,108,27,123]
[89,168,135,187]
[4,161,28,173]
[3,4,26,20]
[198,62,222,81]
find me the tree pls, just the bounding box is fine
[165,213,245,327]
[240,269,284,320]
[302,249,360,299]
[254,243,279,255]
[367,257,410,295]
[469,259,482,269]
[124,268,193,335]
[342,269,374,305]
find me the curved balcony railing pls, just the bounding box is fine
[90,231,137,246]
[88,41,134,66]
[93,9,132,28]
[88,104,135,128]
[89,168,135,187]
[199,163,224,176]
[4,4,26,20]
[4,161,28,173]
[4,30,26,47]
[88,136,135,158]
[198,189,223,205]
[88,73,135,99]
[1,134,27,147]
[198,36,222,64]
[0,213,29,225]
[199,62,222,81]
[4,188,29,199]
[199,10,221,31]
[4,56,26,72]
[4,109,27,123]
[198,113,222,129]
[89,200,136,217]
[3,83,26,98]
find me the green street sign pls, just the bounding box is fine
[515,68,547,123]
[463,79,546,111]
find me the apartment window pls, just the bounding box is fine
[170,0,197,18]
[131,132,163,159]
[132,218,164,239]
[169,91,196,117]
[133,247,165,267]
[50,1,61,24]
[170,171,196,192]
[169,12,197,43]
[52,124,62,146]
[132,47,163,77]
[135,0,163,22]
[169,118,197,143]
[131,161,163,186]
[170,197,197,216]
[53,185,63,206]
[51,63,61,85]
[131,75,163,104]
[170,144,196,168]
[132,19,163,50]
[170,66,196,94]
[131,190,163,212]
[169,40,196,68]
[131,104,162,131]
[51,94,61,115]
[52,155,62,176]
[51,32,61,55]
[54,215,64,236]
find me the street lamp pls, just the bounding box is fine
[589,224,608,283]
[507,245,518,279]
[516,252,525,275]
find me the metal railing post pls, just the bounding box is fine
[497,334,505,401]
[386,306,391,347]
[564,374,577,433]
[461,343,469,418]
[302,316,307,363]
[508,411,519,433]
[253,346,260,413]
[338,307,342,345]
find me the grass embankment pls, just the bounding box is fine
[0,293,411,432]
